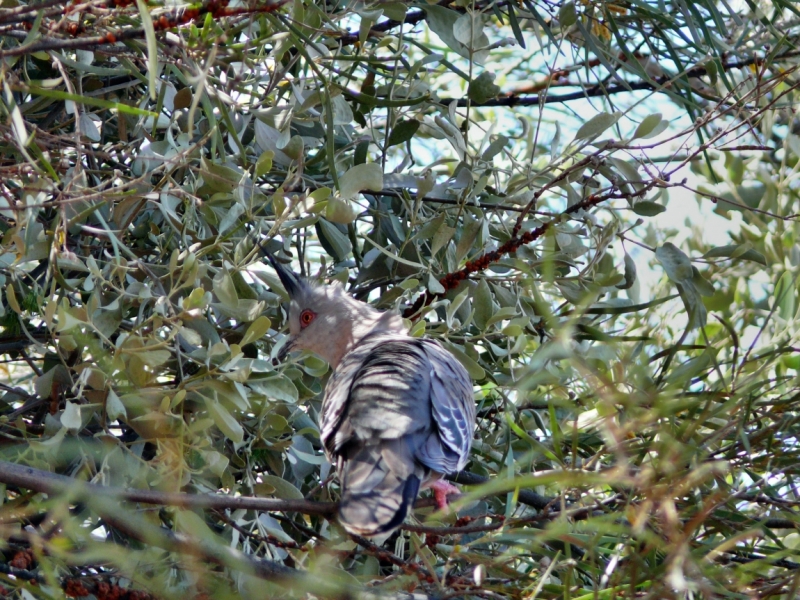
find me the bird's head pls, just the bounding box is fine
[263,248,405,368]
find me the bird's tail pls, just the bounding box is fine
[337,440,423,536]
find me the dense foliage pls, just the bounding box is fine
[0,0,798,597]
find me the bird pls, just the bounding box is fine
[262,247,476,536]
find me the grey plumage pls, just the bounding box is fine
[262,248,475,536]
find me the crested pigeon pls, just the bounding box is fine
[263,249,476,536]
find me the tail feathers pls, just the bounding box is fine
[338,442,422,536]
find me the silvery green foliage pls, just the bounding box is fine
[0,0,797,596]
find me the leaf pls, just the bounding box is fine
[656,242,693,283]
[468,71,501,103]
[339,163,384,197]
[325,198,357,224]
[173,87,192,109]
[213,271,239,308]
[204,395,244,443]
[387,119,420,147]
[254,475,304,500]
[255,150,274,177]
[703,244,767,266]
[616,252,637,290]
[424,6,490,63]
[455,216,482,263]
[329,94,353,125]
[106,389,127,422]
[611,158,644,192]
[283,135,304,160]
[691,267,715,297]
[482,135,509,161]
[61,401,83,431]
[382,2,407,21]
[174,510,220,544]
[6,284,20,314]
[672,278,707,331]
[444,343,485,380]
[316,219,352,262]
[453,11,484,46]
[201,158,241,193]
[362,237,426,269]
[80,114,101,142]
[633,113,668,139]
[633,201,667,216]
[574,112,620,140]
[241,316,272,346]
[775,272,797,322]
[249,375,299,403]
[135,0,158,101]
[427,273,445,295]
[559,1,577,27]
[431,221,456,256]
[473,278,494,330]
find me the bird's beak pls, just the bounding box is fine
[276,336,296,362]
[254,239,304,299]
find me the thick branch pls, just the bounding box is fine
[0,460,337,514]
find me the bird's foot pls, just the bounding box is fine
[431,480,461,511]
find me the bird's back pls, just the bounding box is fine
[321,332,474,535]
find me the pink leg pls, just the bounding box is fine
[431,480,461,511]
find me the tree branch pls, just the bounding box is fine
[402,192,612,318]
[439,50,800,108]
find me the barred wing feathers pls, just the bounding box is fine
[321,333,475,535]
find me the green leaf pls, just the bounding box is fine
[382,2,407,21]
[633,113,667,139]
[249,375,299,403]
[339,163,384,197]
[316,219,352,262]
[616,252,637,290]
[135,0,158,101]
[444,343,485,380]
[106,389,128,422]
[775,272,797,322]
[427,273,445,295]
[241,316,272,346]
[455,216,482,263]
[691,266,715,297]
[61,401,83,431]
[201,158,241,194]
[559,1,577,27]
[174,510,220,544]
[656,242,693,283]
[482,135,509,161]
[473,278,493,330]
[387,119,420,147]
[213,271,239,308]
[255,475,304,500]
[204,395,244,443]
[431,221,456,256]
[703,244,767,266]
[633,201,667,216]
[325,198,357,224]
[468,71,501,104]
[281,135,303,160]
[574,111,620,140]
[255,151,274,177]
[424,5,489,62]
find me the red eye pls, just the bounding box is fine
[299,309,315,328]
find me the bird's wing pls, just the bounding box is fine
[321,336,435,535]
[320,335,432,456]
[418,339,476,472]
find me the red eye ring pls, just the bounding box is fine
[299,309,315,328]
